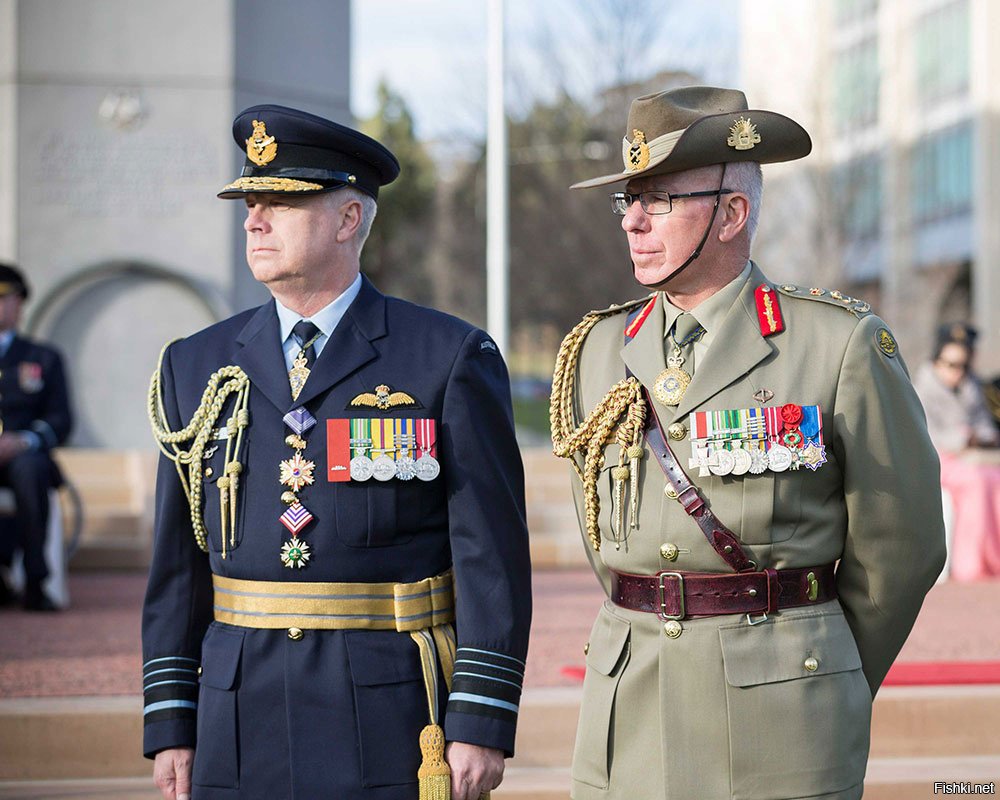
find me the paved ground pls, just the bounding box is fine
[1,570,999,698]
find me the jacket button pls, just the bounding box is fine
[804,657,819,672]
[663,620,683,638]
[660,543,679,561]
[287,627,304,641]
[197,666,203,676]
[667,422,687,440]
[583,642,590,655]
[663,486,679,499]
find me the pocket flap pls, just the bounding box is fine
[719,610,862,687]
[584,605,631,676]
[199,625,245,690]
[346,631,425,686]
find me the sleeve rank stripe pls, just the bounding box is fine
[143,656,200,670]
[447,692,519,714]
[455,647,526,669]
[452,672,523,691]
[143,699,198,716]
[453,658,524,681]
[143,679,199,691]
[451,676,522,704]
[446,699,519,723]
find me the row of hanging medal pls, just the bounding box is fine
[275,410,440,568]
[687,403,827,477]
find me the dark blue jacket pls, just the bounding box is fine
[0,334,72,450]
[141,278,532,799]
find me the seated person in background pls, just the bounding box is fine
[914,323,999,453]
[0,264,73,611]
[914,322,1000,581]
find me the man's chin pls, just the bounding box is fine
[633,262,679,289]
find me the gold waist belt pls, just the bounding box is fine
[212,570,455,631]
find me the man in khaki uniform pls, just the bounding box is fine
[550,86,946,800]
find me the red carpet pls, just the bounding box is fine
[561,661,1000,686]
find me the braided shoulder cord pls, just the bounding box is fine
[147,342,252,553]
[550,301,650,552]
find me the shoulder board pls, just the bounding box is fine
[586,294,655,319]
[775,284,872,319]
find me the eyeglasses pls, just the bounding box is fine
[610,189,734,216]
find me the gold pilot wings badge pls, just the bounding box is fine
[350,384,418,411]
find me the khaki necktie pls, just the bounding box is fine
[668,312,705,375]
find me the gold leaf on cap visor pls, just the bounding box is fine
[221,177,325,193]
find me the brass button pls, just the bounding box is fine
[197,666,203,676]
[667,422,688,441]
[659,543,679,561]
[664,486,679,499]
[663,620,683,638]
[203,466,214,478]
[287,627,304,641]
[804,657,819,672]
[583,642,590,655]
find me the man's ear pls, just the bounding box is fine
[335,198,363,244]
[718,193,750,243]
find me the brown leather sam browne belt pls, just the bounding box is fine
[610,563,837,620]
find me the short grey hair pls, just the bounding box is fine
[725,161,763,244]
[331,187,378,255]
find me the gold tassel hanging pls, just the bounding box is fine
[610,465,630,547]
[626,444,643,529]
[417,724,451,800]
[226,462,242,548]
[217,477,231,559]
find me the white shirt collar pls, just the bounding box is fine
[275,273,363,344]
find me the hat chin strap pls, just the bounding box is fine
[634,163,728,290]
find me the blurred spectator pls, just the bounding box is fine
[914,323,999,453]
[915,322,1000,581]
[0,264,73,611]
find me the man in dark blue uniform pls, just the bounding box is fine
[142,106,532,800]
[0,264,73,611]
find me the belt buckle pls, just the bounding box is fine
[658,572,685,620]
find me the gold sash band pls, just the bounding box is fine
[212,570,455,631]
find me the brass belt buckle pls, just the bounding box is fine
[658,572,685,620]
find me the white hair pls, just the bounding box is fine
[330,187,378,255]
[724,161,763,244]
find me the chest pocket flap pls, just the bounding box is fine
[199,625,246,690]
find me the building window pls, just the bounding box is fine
[911,122,973,223]
[915,0,970,105]
[833,37,879,132]
[834,153,882,241]
[834,0,878,25]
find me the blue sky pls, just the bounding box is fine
[351,0,739,142]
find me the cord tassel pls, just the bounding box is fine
[217,477,230,559]
[417,724,451,800]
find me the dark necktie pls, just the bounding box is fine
[291,320,321,369]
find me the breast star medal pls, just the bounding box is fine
[280,537,311,568]
[653,348,692,406]
[279,452,316,492]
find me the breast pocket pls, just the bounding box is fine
[200,442,248,553]
[719,607,871,800]
[571,603,631,790]
[333,480,422,548]
[193,624,246,789]
[346,631,428,788]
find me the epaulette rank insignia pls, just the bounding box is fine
[777,284,872,318]
[754,284,784,337]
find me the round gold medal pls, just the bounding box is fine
[652,367,691,406]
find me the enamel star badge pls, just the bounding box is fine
[280,537,311,568]
[279,453,316,492]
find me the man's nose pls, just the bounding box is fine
[621,198,649,233]
[244,206,268,232]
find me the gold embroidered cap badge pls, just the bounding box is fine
[246,119,278,166]
[625,129,650,172]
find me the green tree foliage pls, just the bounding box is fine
[360,82,438,304]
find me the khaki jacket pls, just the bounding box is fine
[566,263,946,800]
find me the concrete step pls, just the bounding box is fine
[6,684,998,783]
[2,760,998,800]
